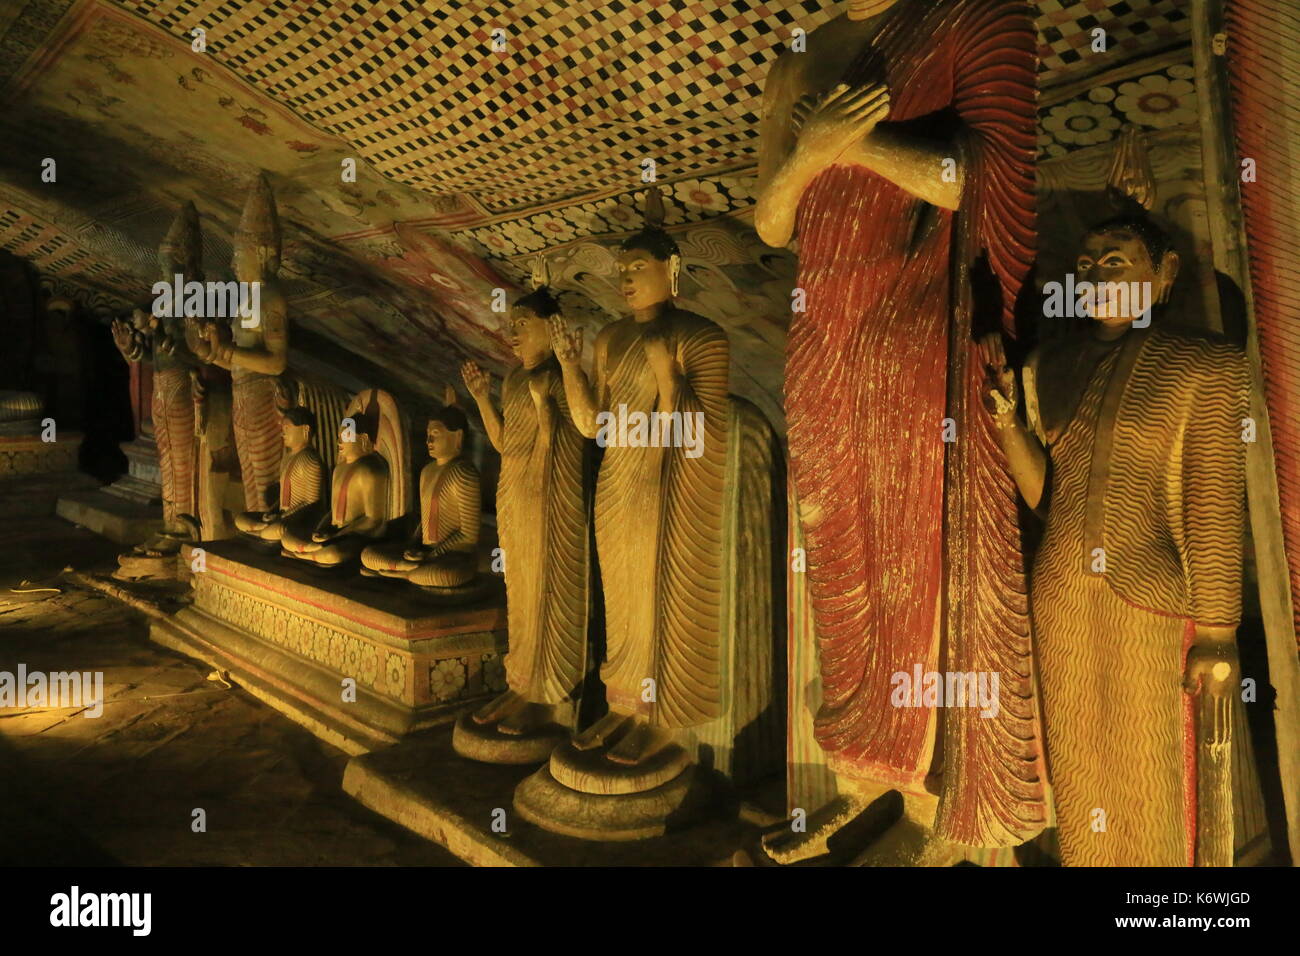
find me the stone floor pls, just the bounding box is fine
[0,516,461,866]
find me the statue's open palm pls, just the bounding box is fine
[461,360,490,401]
[548,316,582,366]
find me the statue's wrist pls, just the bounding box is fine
[991,407,1018,431]
[794,138,835,173]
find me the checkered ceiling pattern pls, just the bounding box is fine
[113,0,1189,215]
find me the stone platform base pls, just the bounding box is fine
[343,728,762,866]
[57,488,162,545]
[2,471,98,520]
[515,762,713,842]
[152,540,508,754]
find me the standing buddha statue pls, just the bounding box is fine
[456,263,591,759]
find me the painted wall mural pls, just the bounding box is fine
[0,0,1200,434]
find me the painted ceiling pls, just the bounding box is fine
[0,0,1195,432]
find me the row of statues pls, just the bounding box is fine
[101,0,1277,863]
[113,175,739,825]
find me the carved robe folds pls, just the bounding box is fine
[361,457,480,587]
[597,314,729,727]
[784,0,1043,846]
[235,445,324,542]
[1028,327,1249,865]
[497,363,588,705]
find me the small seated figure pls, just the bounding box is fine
[235,405,324,545]
[280,405,390,567]
[360,405,481,591]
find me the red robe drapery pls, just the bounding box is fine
[1225,0,1300,643]
[788,0,1043,846]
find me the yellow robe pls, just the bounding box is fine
[497,362,589,706]
[1028,326,1248,866]
[595,311,729,727]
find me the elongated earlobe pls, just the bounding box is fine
[1158,250,1180,304]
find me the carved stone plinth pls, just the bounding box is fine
[0,428,97,520]
[513,737,715,841]
[451,711,568,765]
[151,541,508,753]
[106,435,163,506]
[57,435,164,545]
[514,762,714,842]
[343,728,763,865]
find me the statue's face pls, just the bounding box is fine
[427,421,462,460]
[282,420,310,451]
[1076,229,1175,327]
[617,248,672,312]
[338,432,369,463]
[509,306,552,366]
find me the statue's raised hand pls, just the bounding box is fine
[111,317,136,359]
[798,82,890,164]
[978,333,1017,424]
[548,316,582,368]
[461,361,490,401]
[184,316,214,362]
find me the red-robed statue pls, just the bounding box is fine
[755,0,1043,862]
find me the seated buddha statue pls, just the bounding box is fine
[234,405,325,546]
[360,405,482,592]
[280,400,391,567]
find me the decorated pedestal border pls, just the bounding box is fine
[154,543,508,754]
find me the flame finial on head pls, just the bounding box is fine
[530,254,550,291]
[1106,125,1157,213]
[235,172,281,273]
[643,185,666,229]
[159,201,203,282]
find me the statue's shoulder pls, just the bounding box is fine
[1152,324,1246,371]
[359,450,390,476]
[447,456,480,484]
[1148,325,1248,401]
[668,307,723,338]
[593,318,628,346]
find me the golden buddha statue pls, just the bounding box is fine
[455,266,590,758]
[281,391,403,568]
[755,0,1044,862]
[190,172,288,515]
[234,405,324,545]
[546,188,729,772]
[360,405,482,592]
[984,209,1249,866]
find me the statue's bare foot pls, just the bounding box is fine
[849,816,963,867]
[498,702,551,736]
[473,689,522,725]
[606,720,670,766]
[761,794,869,865]
[572,711,631,751]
